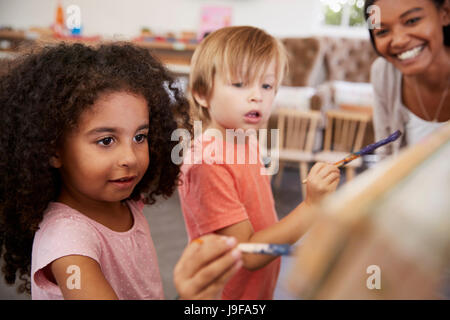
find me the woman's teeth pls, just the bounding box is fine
[397,45,424,61]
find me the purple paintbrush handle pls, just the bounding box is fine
[356,130,402,155]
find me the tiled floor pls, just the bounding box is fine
[0,165,322,300]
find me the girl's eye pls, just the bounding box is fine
[134,133,148,143]
[406,17,421,25]
[97,137,114,146]
[232,82,244,88]
[262,84,273,90]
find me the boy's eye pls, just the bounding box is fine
[97,137,114,146]
[232,82,244,88]
[262,84,273,90]
[134,133,148,143]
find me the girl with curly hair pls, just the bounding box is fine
[0,43,242,299]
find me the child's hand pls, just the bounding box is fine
[173,234,242,300]
[305,162,340,205]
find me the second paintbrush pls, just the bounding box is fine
[302,130,402,184]
[237,243,293,256]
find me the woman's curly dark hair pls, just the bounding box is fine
[0,42,192,294]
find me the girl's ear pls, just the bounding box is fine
[49,153,62,168]
[193,92,209,109]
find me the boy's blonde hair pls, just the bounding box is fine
[189,26,288,123]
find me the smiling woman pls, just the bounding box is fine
[364,0,450,156]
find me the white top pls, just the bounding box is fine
[405,108,447,145]
[370,57,449,156]
[370,58,409,157]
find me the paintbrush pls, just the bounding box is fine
[302,130,402,184]
[237,243,293,256]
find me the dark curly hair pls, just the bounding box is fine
[0,42,192,294]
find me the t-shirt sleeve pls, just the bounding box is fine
[185,164,249,234]
[33,216,101,291]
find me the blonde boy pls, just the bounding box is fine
[178,26,340,300]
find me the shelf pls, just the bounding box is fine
[0,30,194,75]
[132,39,197,51]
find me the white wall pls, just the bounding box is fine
[0,0,367,39]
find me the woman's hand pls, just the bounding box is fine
[305,162,340,205]
[173,234,242,300]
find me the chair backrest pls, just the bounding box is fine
[276,108,322,153]
[323,110,372,153]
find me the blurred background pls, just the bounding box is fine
[0,0,369,40]
[1,0,392,300]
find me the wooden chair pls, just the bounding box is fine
[314,110,372,181]
[269,108,321,199]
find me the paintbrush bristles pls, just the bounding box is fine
[357,130,402,156]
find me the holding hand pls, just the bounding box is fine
[305,162,340,205]
[173,234,242,299]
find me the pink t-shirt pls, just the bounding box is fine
[178,134,280,300]
[31,200,164,300]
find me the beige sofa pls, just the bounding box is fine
[281,36,378,88]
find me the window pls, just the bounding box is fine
[321,0,366,27]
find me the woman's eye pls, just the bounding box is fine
[134,133,148,143]
[97,137,114,146]
[374,29,388,37]
[406,17,421,25]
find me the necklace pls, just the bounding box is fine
[412,76,450,123]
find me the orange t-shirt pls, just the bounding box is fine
[178,133,280,300]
